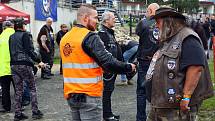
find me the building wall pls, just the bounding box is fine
[199,4,214,14]
[7,1,77,42]
[120,3,145,15]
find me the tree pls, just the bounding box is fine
[164,0,199,14]
[133,0,165,4]
[131,0,200,14]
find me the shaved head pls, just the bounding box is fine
[146,3,160,18]
[77,4,96,23]
[76,4,98,31]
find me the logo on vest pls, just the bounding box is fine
[172,41,180,49]
[168,72,175,79]
[167,60,176,70]
[168,96,175,103]
[153,27,159,40]
[63,43,74,57]
[167,88,175,95]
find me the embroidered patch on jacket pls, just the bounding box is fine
[167,60,176,70]
[63,43,73,57]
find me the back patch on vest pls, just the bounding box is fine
[63,43,74,57]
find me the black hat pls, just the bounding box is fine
[13,17,26,26]
[151,7,185,20]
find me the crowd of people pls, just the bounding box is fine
[0,2,214,121]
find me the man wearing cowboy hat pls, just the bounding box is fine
[146,7,214,121]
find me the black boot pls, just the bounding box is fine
[32,110,43,120]
[14,113,28,121]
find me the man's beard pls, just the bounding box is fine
[86,22,96,31]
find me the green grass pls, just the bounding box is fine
[200,58,215,112]
[54,58,60,64]
[208,59,214,82]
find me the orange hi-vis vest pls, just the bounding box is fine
[60,26,103,99]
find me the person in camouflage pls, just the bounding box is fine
[9,18,46,121]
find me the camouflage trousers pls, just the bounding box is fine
[147,105,200,121]
[11,65,39,115]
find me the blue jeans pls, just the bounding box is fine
[121,45,138,81]
[136,61,150,121]
[67,95,102,121]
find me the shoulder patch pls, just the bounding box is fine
[63,43,74,57]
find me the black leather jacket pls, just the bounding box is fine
[98,25,123,61]
[136,19,159,62]
[81,30,132,74]
[9,30,40,67]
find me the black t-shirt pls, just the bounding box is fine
[180,36,206,72]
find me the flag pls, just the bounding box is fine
[35,0,57,21]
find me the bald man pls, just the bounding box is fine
[135,3,159,121]
[37,17,54,79]
[60,4,136,121]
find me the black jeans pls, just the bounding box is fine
[102,73,117,118]
[60,59,62,74]
[40,50,51,77]
[136,61,150,121]
[0,75,14,111]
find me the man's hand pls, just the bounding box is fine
[180,99,190,112]
[38,62,46,68]
[130,63,137,72]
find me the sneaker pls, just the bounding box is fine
[32,110,43,120]
[104,116,119,121]
[116,81,127,86]
[112,114,120,119]
[127,80,134,85]
[14,113,28,121]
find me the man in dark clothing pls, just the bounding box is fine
[203,17,211,41]
[9,18,45,121]
[56,24,68,74]
[37,17,54,79]
[135,3,159,121]
[210,16,215,50]
[98,11,122,121]
[190,20,208,57]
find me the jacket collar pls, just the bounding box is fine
[101,24,114,35]
[74,24,87,29]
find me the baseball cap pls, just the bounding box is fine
[2,20,14,29]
